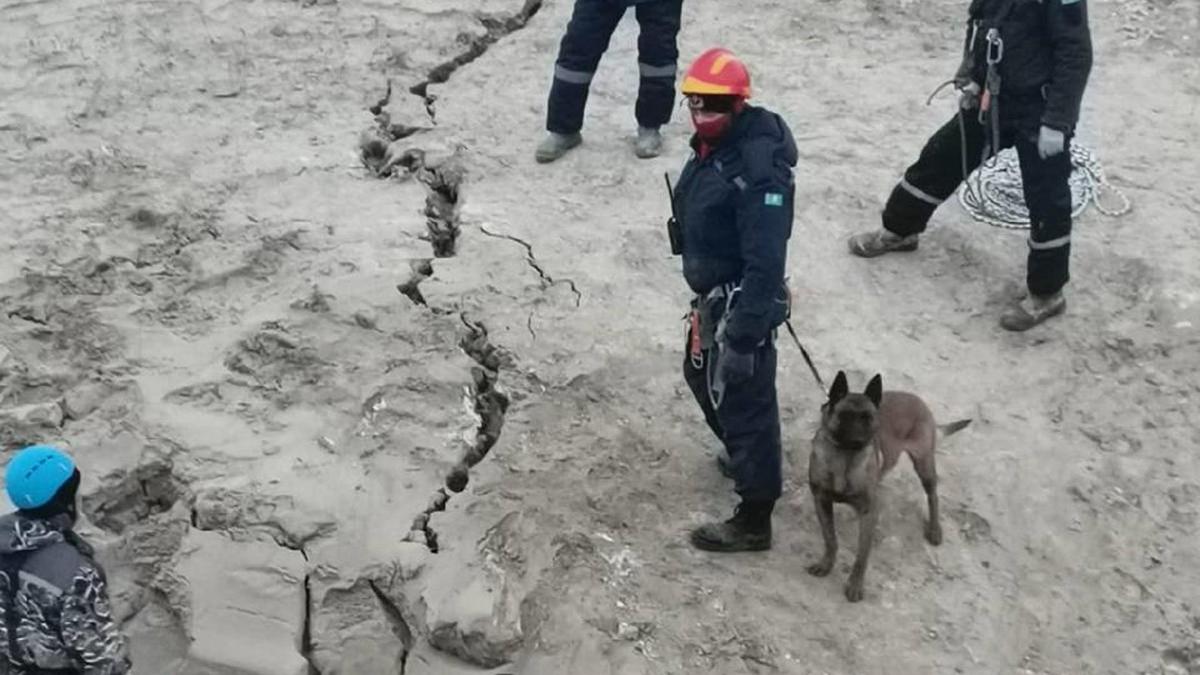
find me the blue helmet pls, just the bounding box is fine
[5,445,77,510]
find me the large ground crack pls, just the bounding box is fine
[410,488,449,553]
[370,141,514,556]
[354,3,527,566]
[368,580,415,674]
[409,0,545,122]
[450,315,510,492]
[396,258,433,306]
[418,159,465,258]
[407,316,510,554]
[386,152,463,307]
[357,135,461,261]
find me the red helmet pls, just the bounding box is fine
[681,48,752,99]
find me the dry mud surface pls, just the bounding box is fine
[1,0,1199,673]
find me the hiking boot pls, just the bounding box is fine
[634,126,663,159]
[999,291,1066,331]
[535,132,582,164]
[848,228,920,258]
[690,501,773,552]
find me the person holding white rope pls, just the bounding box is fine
[849,0,1093,331]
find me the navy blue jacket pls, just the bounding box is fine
[674,106,798,353]
[961,0,1092,131]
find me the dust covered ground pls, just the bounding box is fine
[1,0,1198,673]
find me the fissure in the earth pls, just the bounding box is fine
[408,0,545,122]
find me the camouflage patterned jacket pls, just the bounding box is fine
[0,513,130,674]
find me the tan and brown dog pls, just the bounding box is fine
[807,370,970,602]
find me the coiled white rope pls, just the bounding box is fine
[958,144,1132,230]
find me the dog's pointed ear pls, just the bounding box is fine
[829,370,849,405]
[864,374,883,408]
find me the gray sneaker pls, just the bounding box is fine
[535,132,582,164]
[848,229,920,258]
[634,126,663,159]
[999,291,1066,331]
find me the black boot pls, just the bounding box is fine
[690,500,773,552]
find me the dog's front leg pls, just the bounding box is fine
[845,496,878,603]
[806,489,836,577]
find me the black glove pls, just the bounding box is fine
[717,343,755,385]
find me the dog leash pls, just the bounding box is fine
[784,319,826,393]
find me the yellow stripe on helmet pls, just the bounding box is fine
[680,75,736,95]
[710,53,733,75]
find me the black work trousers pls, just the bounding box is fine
[683,333,782,504]
[546,0,683,134]
[881,104,1074,297]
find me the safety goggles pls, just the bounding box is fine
[685,94,740,113]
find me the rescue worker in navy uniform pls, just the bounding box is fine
[536,0,683,163]
[849,0,1092,331]
[1,445,131,674]
[672,48,798,552]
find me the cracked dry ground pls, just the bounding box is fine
[2,0,1199,673]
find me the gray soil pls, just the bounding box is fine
[1,0,1198,673]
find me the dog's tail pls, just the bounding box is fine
[938,419,972,438]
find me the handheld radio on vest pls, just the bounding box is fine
[664,172,683,255]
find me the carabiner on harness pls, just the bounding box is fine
[978,28,1005,169]
[985,28,1003,66]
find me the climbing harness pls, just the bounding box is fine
[684,282,737,410]
[690,282,829,407]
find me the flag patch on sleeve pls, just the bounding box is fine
[764,193,784,207]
